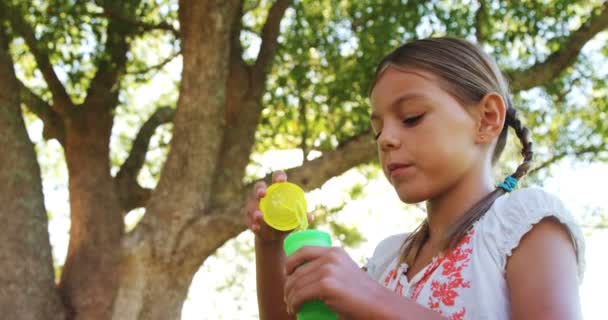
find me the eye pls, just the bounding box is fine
[402,114,424,127]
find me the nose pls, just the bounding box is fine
[377,129,401,152]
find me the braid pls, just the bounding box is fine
[396,100,535,268]
[505,106,534,179]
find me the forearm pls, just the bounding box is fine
[255,236,295,320]
[367,285,447,320]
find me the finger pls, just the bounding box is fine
[256,188,266,199]
[285,246,331,276]
[251,210,263,230]
[252,210,263,222]
[272,170,287,183]
[253,181,267,199]
[286,271,322,309]
[284,257,322,300]
[288,275,333,315]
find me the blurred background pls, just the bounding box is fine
[1,0,606,319]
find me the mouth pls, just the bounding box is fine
[387,163,414,178]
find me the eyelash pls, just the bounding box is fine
[374,114,425,140]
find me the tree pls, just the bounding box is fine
[0,0,607,319]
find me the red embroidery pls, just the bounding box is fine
[394,281,404,294]
[383,268,397,287]
[410,256,442,300]
[425,231,474,319]
[448,308,466,320]
[383,265,405,294]
[381,231,474,319]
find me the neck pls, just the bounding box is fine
[425,166,494,244]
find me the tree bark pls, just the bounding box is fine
[57,3,136,318]
[0,26,65,320]
[112,1,242,319]
[58,107,124,320]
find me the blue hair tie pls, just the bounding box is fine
[497,176,518,192]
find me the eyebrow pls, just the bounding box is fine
[370,93,428,121]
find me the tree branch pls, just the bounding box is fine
[252,0,291,89]
[92,10,180,38]
[259,130,377,191]
[508,2,608,92]
[4,3,74,113]
[84,3,137,110]
[115,181,153,213]
[208,1,291,210]
[115,107,174,211]
[176,130,378,261]
[17,81,65,144]
[127,51,181,75]
[528,144,607,176]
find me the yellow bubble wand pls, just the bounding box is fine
[260,182,309,231]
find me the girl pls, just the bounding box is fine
[246,37,585,320]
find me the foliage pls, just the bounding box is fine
[3,0,607,317]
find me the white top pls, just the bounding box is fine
[364,187,585,320]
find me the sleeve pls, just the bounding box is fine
[481,187,586,282]
[363,233,409,282]
[363,247,380,281]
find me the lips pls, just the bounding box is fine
[387,162,414,177]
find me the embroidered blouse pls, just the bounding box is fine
[364,188,585,320]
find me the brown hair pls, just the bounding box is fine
[370,37,534,267]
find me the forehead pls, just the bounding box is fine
[370,67,441,111]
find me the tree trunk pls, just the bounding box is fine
[58,107,123,319]
[112,1,242,319]
[0,28,65,320]
[111,240,198,320]
[112,212,245,320]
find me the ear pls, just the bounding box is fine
[474,92,506,145]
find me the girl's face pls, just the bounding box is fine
[370,67,483,204]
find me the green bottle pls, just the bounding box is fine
[283,230,338,320]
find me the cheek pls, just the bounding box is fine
[419,118,478,183]
[397,118,477,200]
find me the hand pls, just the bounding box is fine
[244,170,313,243]
[284,246,381,319]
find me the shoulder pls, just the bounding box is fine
[373,232,409,256]
[478,187,585,281]
[505,217,583,319]
[364,232,409,281]
[495,186,566,213]
[486,187,578,233]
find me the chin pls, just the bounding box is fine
[395,187,429,204]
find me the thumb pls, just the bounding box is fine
[306,212,313,224]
